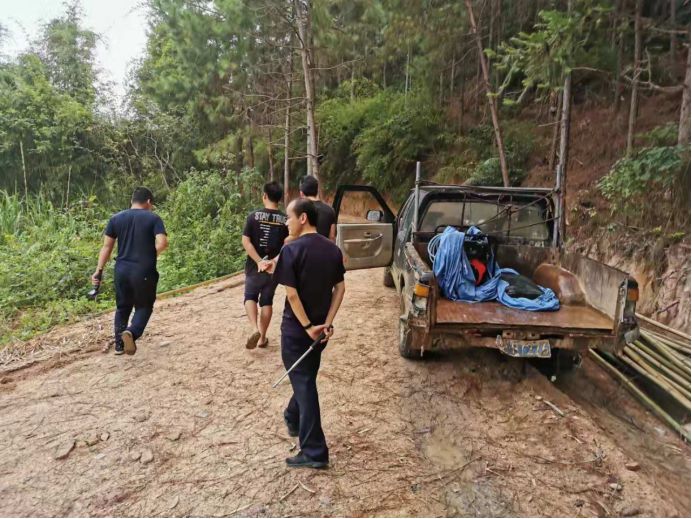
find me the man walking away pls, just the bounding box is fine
[92,187,168,355]
[242,181,288,349]
[299,175,336,241]
[273,198,346,468]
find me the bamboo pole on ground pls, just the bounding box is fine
[590,350,691,442]
[624,345,690,393]
[618,352,690,409]
[632,340,690,381]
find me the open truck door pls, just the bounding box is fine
[332,185,395,270]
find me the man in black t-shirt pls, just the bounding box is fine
[273,198,346,469]
[241,181,289,349]
[299,175,336,241]
[92,187,168,355]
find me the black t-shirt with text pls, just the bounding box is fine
[313,200,336,239]
[104,209,166,272]
[243,208,289,274]
[273,233,345,339]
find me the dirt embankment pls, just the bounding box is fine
[0,268,689,517]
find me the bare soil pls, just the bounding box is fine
[0,268,689,517]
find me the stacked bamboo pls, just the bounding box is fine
[591,316,691,442]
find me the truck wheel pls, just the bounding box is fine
[399,294,421,359]
[383,267,395,288]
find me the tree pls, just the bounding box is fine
[465,0,510,187]
[626,0,642,157]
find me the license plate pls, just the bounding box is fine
[496,337,551,358]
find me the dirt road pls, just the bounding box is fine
[0,268,689,517]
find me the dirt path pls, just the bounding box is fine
[0,268,689,517]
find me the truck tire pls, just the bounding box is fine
[383,267,395,288]
[399,294,421,359]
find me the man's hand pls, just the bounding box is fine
[309,324,333,343]
[257,259,271,272]
[264,258,277,274]
[91,269,103,285]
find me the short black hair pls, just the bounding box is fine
[132,187,154,204]
[290,198,318,227]
[264,181,283,203]
[299,175,319,197]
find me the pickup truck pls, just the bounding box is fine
[332,183,640,364]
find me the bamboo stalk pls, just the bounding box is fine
[618,352,690,409]
[637,313,691,341]
[645,328,691,351]
[625,344,690,391]
[590,350,691,442]
[633,340,690,381]
[641,332,692,366]
[638,335,690,373]
[644,330,691,355]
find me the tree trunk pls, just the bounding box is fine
[548,93,562,174]
[450,49,456,101]
[405,44,410,103]
[678,49,690,148]
[554,0,574,247]
[670,0,676,63]
[65,163,72,209]
[284,48,294,201]
[236,135,244,173]
[19,139,28,200]
[294,0,319,180]
[613,0,625,112]
[267,128,275,181]
[626,0,642,157]
[465,0,510,187]
[247,134,255,169]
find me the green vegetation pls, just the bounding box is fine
[0,0,689,345]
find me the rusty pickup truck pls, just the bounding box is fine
[332,182,640,365]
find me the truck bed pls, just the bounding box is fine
[436,299,613,333]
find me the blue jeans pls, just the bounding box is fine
[114,262,158,347]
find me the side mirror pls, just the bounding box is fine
[366,209,384,222]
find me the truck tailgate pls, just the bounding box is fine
[436,299,613,334]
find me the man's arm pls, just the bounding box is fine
[322,281,345,339]
[328,223,337,242]
[284,286,324,341]
[242,235,269,271]
[92,235,116,283]
[155,233,168,256]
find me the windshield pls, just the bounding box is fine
[419,199,551,242]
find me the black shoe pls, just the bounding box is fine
[285,452,328,469]
[114,343,124,355]
[122,330,137,355]
[284,416,299,437]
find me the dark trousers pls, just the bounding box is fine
[281,334,328,462]
[114,262,158,347]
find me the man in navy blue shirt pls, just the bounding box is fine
[273,198,346,468]
[92,187,168,355]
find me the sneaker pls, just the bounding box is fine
[114,343,124,355]
[245,331,261,349]
[284,416,299,437]
[122,330,137,355]
[285,452,328,469]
